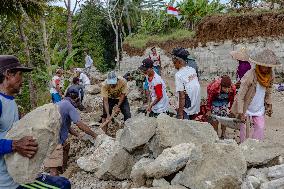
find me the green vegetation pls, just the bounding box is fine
[125,29,195,49]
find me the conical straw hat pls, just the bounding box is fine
[249,49,281,67]
[230,47,250,61]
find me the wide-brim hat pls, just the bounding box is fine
[230,47,250,61]
[249,49,281,67]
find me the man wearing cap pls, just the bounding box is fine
[139,58,169,117]
[0,55,71,188]
[50,69,64,103]
[231,49,280,143]
[172,47,199,78]
[206,75,236,139]
[230,47,251,89]
[45,87,97,176]
[171,49,201,120]
[101,71,131,126]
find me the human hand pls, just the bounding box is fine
[113,106,121,115]
[12,136,38,158]
[146,105,152,112]
[206,111,212,117]
[237,113,246,122]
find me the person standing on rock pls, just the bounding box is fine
[230,47,251,89]
[149,47,162,75]
[0,55,71,189]
[231,49,280,143]
[84,49,93,74]
[45,88,97,176]
[139,58,169,117]
[101,71,131,124]
[171,49,201,120]
[50,68,64,103]
[206,75,236,139]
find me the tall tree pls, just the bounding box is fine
[64,0,81,55]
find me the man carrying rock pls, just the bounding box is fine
[139,58,169,117]
[66,77,84,102]
[0,55,70,189]
[74,68,91,87]
[101,71,131,126]
[171,49,201,120]
[231,49,280,143]
[45,88,97,176]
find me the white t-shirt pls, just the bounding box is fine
[147,72,169,113]
[50,75,62,94]
[246,82,266,116]
[85,55,93,68]
[80,73,91,85]
[175,66,201,115]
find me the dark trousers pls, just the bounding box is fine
[102,98,131,121]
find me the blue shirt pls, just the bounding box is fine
[212,92,229,107]
[57,99,80,144]
[0,93,19,189]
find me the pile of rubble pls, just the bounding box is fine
[67,110,284,189]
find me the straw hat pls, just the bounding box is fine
[230,47,250,61]
[249,49,281,67]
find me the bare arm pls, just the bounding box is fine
[76,121,97,139]
[117,94,126,107]
[103,97,110,118]
[178,91,185,119]
[69,126,80,137]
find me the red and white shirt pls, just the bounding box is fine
[50,75,62,94]
[147,72,169,113]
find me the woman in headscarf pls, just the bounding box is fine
[230,47,251,89]
[231,49,281,143]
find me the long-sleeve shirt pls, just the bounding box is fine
[0,139,12,156]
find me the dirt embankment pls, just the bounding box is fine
[123,11,284,56]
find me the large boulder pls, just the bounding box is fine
[172,140,247,189]
[84,85,101,95]
[77,134,116,172]
[268,164,284,179]
[119,115,156,152]
[131,158,155,188]
[260,177,284,189]
[5,104,61,184]
[149,114,218,157]
[96,143,135,180]
[145,143,196,178]
[82,94,102,112]
[240,139,284,167]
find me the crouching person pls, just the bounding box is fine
[0,55,71,189]
[231,49,280,143]
[101,71,131,130]
[45,88,97,176]
[139,58,169,117]
[206,75,236,139]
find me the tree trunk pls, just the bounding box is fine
[18,21,37,109]
[67,0,73,56]
[40,16,51,76]
[115,28,120,70]
[125,0,132,35]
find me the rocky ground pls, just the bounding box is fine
[59,67,284,189]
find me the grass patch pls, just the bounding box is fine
[124,29,195,49]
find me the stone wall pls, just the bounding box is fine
[120,37,284,81]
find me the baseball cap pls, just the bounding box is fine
[171,47,189,60]
[107,71,118,85]
[66,87,80,98]
[0,55,33,73]
[139,58,154,72]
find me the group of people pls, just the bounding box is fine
[0,46,280,188]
